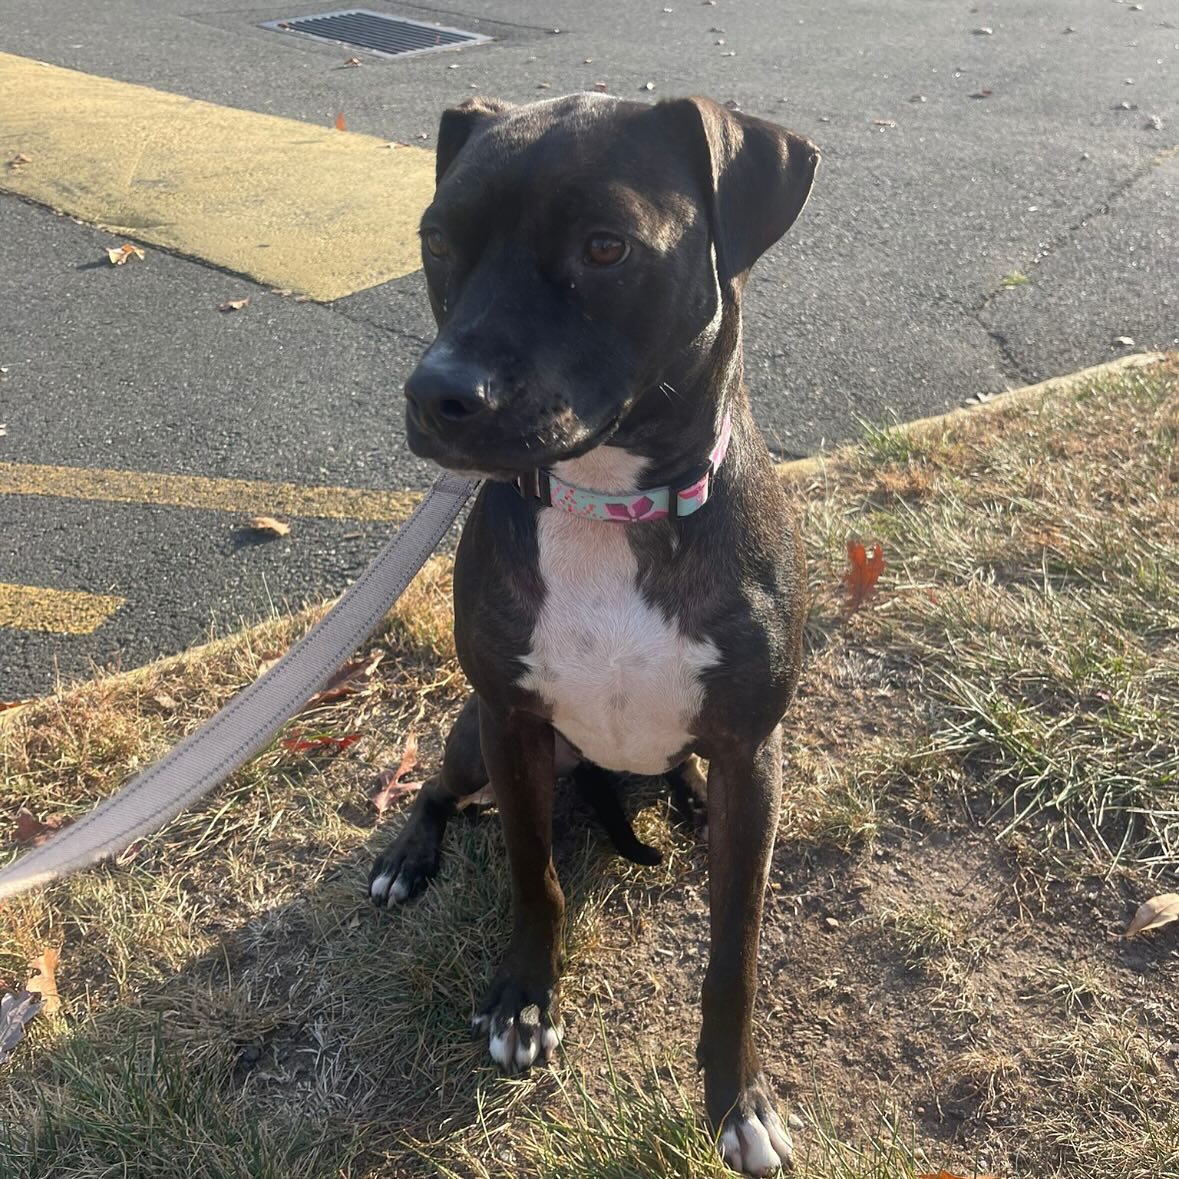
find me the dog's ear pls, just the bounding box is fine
[436,97,513,184]
[661,96,819,297]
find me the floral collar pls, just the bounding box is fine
[514,414,733,523]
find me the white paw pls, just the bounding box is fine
[473,1005,562,1072]
[719,1108,793,1176]
[369,870,412,906]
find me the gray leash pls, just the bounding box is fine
[0,473,478,903]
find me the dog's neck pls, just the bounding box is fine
[595,300,745,493]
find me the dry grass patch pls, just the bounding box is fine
[2,358,1178,1178]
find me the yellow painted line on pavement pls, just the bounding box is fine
[0,582,125,635]
[0,51,435,300]
[0,461,421,522]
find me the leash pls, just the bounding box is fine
[0,473,478,903]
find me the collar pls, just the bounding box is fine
[514,413,732,523]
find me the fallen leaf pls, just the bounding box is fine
[107,243,145,265]
[972,26,994,34]
[843,539,886,610]
[26,949,60,1017]
[305,650,384,709]
[0,991,44,1066]
[1113,335,1136,347]
[918,1172,998,1179]
[969,88,993,99]
[372,731,421,814]
[7,153,31,169]
[218,297,250,312]
[343,56,362,67]
[593,81,609,92]
[281,729,362,755]
[335,112,347,131]
[873,118,897,128]
[0,698,31,713]
[249,515,291,537]
[1124,893,1179,938]
[255,649,285,677]
[12,809,68,847]
[458,784,495,810]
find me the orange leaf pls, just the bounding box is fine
[281,729,361,754]
[26,948,61,1017]
[334,112,347,131]
[0,698,32,713]
[106,242,145,265]
[842,538,885,609]
[918,1172,999,1179]
[372,731,421,814]
[13,809,69,848]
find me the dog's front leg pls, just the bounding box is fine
[473,699,564,1073]
[699,725,793,1176]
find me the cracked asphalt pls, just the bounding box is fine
[1,0,1176,695]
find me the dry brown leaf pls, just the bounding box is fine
[918,1172,999,1179]
[218,297,250,312]
[13,809,69,848]
[343,56,362,67]
[372,731,421,814]
[7,153,31,169]
[107,243,145,265]
[249,516,291,537]
[0,698,31,713]
[306,650,384,709]
[255,649,285,677]
[335,112,347,131]
[26,949,61,1017]
[1124,892,1179,938]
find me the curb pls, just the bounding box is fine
[775,351,1168,483]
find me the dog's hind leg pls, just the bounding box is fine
[369,692,487,905]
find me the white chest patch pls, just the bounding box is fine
[517,448,720,776]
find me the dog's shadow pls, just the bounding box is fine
[28,763,696,1173]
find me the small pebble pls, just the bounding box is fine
[642,81,656,91]
[909,93,927,102]
[787,1113,804,1130]
[1144,114,1163,130]
[824,916,840,929]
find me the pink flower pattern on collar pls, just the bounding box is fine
[529,413,733,523]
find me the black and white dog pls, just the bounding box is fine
[370,93,818,1176]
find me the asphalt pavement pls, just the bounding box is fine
[0,0,1176,696]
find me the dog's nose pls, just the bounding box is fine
[405,355,493,432]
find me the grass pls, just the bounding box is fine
[1,356,1178,1178]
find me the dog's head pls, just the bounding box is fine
[404,93,818,478]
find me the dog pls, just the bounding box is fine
[369,92,818,1176]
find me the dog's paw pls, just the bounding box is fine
[368,824,441,906]
[473,980,562,1073]
[718,1088,793,1176]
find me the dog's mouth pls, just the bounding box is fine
[407,409,625,480]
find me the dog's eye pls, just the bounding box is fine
[423,229,452,261]
[583,234,630,267]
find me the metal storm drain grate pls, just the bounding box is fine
[262,9,490,59]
